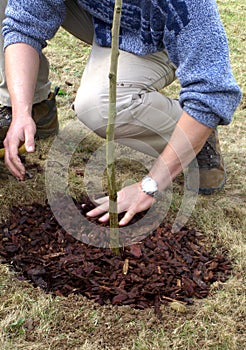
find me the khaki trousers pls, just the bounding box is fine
[1,0,182,155]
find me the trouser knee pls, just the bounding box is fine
[74,83,138,139]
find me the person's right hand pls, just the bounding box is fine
[3,116,36,180]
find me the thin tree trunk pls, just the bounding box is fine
[106,0,122,254]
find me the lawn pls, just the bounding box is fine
[0,1,245,349]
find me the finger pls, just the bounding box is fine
[4,146,25,180]
[86,201,109,218]
[24,127,35,153]
[98,212,110,223]
[119,210,136,226]
[87,196,126,220]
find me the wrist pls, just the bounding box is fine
[12,104,32,118]
[140,176,159,197]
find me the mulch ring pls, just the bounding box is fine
[0,196,232,314]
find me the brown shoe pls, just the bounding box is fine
[0,87,59,152]
[33,86,59,139]
[187,129,226,195]
[0,106,12,149]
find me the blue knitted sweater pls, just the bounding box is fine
[3,0,242,128]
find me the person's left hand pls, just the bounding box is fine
[86,182,155,226]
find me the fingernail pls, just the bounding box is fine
[26,145,34,152]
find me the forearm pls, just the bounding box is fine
[149,112,212,190]
[3,43,40,180]
[5,43,39,119]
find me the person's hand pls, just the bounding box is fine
[3,116,36,180]
[86,182,155,226]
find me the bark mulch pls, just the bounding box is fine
[0,195,232,313]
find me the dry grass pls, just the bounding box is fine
[0,1,245,349]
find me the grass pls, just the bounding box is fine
[0,1,245,349]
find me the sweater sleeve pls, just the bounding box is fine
[2,0,66,54]
[162,0,242,128]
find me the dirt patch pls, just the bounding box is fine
[0,195,232,316]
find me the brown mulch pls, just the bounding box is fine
[0,195,232,313]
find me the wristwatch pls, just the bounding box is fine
[141,176,158,197]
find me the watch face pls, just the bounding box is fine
[141,176,158,196]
